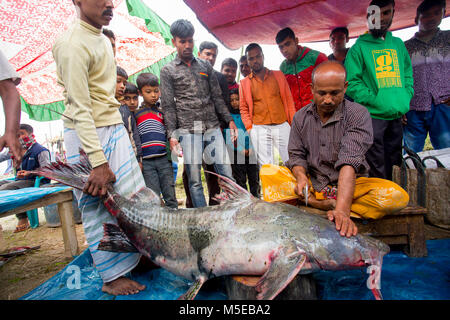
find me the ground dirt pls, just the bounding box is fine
[0,216,87,300]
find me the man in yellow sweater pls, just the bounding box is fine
[52,0,146,296]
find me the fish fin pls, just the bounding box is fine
[129,186,161,206]
[255,244,307,300]
[204,170,252,203]
[98,223,139,253]
[177,276,207,300]
[31,148,92,191]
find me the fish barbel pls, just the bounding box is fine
[33,151,389,300]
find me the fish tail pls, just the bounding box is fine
[31,149,92,191]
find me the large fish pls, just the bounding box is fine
[33,152,389,300]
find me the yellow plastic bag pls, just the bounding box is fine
[260,164,299,202]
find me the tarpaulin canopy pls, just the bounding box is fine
[183,0,449,50]
[1,0,175,121]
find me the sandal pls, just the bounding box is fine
[13,224,30,233]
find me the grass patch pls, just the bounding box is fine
[423,134,433,151]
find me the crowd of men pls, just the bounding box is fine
[0,0,448,296]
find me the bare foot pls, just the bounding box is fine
[102,277,146,296]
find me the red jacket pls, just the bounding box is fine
[280,46,328,111]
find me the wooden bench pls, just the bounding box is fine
[0,188,79,258]
[296,203,428,258]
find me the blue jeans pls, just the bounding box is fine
[403,102,450,153]
[142,156,178,209]
[179,128,233,208]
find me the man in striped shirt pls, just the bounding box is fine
[285,61,409,237]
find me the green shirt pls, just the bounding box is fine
[344,31,414,120]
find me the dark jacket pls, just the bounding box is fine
[159,55,233,139]
[17,143,51,184]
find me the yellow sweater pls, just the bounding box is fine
[52,20,122,168]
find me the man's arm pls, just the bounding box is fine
[159,67,179,151]
[401,42,414,101]
[208,65,233,126]
[278,72,296,124]
[329,104,373,237]
[238,80,253,131]
[285,112,310,199]
[344,46,377,106]
[335,105,373,174]
[0,79,22,165]
[327,165,358,237]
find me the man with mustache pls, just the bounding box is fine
[239,55,251,79]
[286,61,409,237]
[159,19,238,208]
[345,0,414,180]
[239,43,296,166]
[52,0,146,296]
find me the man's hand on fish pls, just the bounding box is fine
[83,162,116,197]
[327,209,358,238]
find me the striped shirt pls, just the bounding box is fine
[286,99,373,191]
[135,104,167,159]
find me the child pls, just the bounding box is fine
[134,72,178,208]
[225,89,260,197]
[116,66,143,168]
[122,82,139,113]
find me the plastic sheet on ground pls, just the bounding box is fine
[20,239,449,300]
[0,186,70,214]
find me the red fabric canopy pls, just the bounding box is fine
[183,0,448,50]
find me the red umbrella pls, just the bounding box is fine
[183,0,448,50]
[1,0,175,121]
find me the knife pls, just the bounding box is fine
[303,185,309,207]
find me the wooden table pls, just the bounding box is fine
[0,188,79,258]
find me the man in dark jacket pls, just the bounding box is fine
[0,124,50,232]
[160,20,238,208]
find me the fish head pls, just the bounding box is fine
[310,230,390,271]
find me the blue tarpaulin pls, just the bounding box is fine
[0,186,70,214]
[20,239,450,300]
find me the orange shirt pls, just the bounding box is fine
[249,69,288,125]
